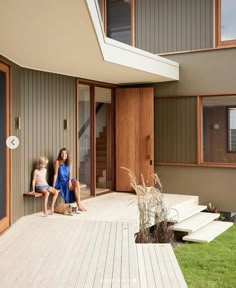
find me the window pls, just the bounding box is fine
[202,96,236,164]
[216,0,236,47]
[228,107,236,152]
[98,0,134,46]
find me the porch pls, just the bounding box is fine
[0,192,188,288]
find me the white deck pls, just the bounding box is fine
[0,192,189,288]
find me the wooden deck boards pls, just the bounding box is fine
[0,215,187,288]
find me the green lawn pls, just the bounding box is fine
[174,224,236,288]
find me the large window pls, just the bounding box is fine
[202,96,236,164]
[98,0,134,46]
[216,0,236,47]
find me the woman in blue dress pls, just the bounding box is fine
[53,147,86,211]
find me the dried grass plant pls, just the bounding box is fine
[122,167,175,244]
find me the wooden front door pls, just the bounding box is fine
[115,87,154,191]
[0,62,10,234]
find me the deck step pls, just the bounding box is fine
[168,205,207,223]
[183,221,233,243]
[172,212,220,233]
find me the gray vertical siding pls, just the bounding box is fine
[135,0,213,54]
[11,66,76,223]
[154,97,197,163]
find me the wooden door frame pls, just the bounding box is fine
[0,61,10,234]
[76,79,116,197]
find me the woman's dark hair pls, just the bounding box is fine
[57,147,72,166]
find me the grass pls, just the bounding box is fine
[174,224,236,288]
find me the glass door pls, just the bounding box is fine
[77,81,114,197]
[0,62,10,234]
[78,84,92,197]
[95,87,113,194]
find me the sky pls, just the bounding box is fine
[221,0,236,40]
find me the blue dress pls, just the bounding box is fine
[54,164,76,203]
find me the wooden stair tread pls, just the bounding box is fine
[183,221,233,243]
[172,212,220,233]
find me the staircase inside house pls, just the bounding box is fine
[96,126,108,188]
[167,196,233,243]
[79,126,108,189]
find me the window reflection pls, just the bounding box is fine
[228,108,236,151]
[221,0,236,41]
[107,0,132,45]
[202,96,236,163]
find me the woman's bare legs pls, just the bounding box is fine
[70,180,87,211]
[40,189,50,216]
[48,187,59,213]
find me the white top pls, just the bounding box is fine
[35,168,48,186]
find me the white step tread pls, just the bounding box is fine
[183,221,233,243]
[172,212,220,233]
[167,205,207,223]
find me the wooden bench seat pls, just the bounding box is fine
[23,192,43,198]
[23,183,87,198]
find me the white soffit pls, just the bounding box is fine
[0,0,179,84]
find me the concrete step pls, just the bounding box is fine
[183,221,233,243]
[167,205,207,223]
[164,194,199,210]
[172,212,220,233]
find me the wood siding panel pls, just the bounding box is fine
[155,97,197,163]
[135,0,213,54]
[11,66,76,223]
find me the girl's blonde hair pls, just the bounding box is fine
[38,156,49,166]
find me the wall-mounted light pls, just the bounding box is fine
[212,123,220,130]
[16,116,21,130]
[63,119,68,130]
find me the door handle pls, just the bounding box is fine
[146,135,152,160]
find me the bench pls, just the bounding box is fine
[23,192,43,198]
[23,183,87,198]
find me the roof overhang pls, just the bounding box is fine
[0,0,179,84]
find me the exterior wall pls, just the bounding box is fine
[155,48,236,96]
[154,48,236,212]
[155,97,197,163]
[11,64,76,223]
[135,0,213,54]
[155,165,236,212]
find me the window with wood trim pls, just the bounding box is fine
[98,0,135,46]
[216,0,236,47]
[202,96,236,164]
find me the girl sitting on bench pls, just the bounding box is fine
[31,156,59,216]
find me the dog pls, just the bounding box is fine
[54,203,73,216]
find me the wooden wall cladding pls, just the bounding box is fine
[155,97,197,164]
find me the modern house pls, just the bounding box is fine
[0,0,235,234]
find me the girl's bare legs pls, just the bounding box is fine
[70,180,87,211]
[40,189,50,216]
[48,187,59,213]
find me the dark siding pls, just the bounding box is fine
[135,0,213,54]
[11,66,76,223]
[154,97,197,163]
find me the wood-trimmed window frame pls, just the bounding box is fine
[215,0,236,48]
[155,93,236,168]
[0,60,10,233]
[99,0,135,47]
